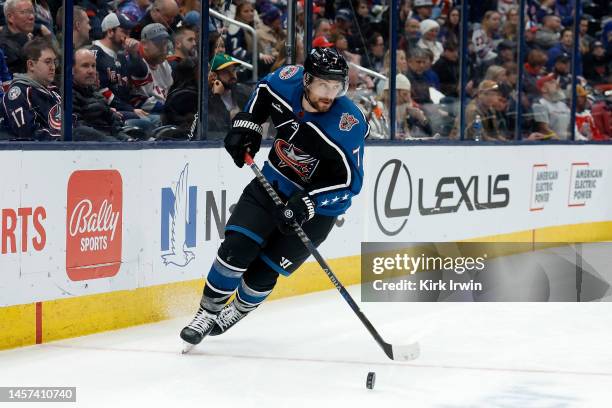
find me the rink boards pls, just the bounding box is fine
[1,144,612,349]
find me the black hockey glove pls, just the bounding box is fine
[276,191,316,235]
[224,112,263,167]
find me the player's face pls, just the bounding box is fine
[306,77,344,112]
[29,49,57,85]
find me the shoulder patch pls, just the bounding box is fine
[339,112,359,131]
[7,86,21,100]
[279,65,299,80]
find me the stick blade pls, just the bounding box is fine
[390,342,420,361]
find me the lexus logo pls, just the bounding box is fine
[374,159,412,236]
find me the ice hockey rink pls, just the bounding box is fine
[2,286,611,408]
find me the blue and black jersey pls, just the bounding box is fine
[244,65,369,216]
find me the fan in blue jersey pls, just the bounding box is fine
[181,47,369,348]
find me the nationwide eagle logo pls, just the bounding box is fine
[274,139,320,182]
[339,112,359,131]
[279,65,299,80]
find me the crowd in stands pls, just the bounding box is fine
[0,0,609,141]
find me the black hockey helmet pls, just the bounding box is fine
[303,47,349,96]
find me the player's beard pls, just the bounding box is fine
[305,91,333,112]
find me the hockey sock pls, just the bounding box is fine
[234,278,273,313]
[202,255,246,313]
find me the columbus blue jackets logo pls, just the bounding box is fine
[48,104,62,130]
[339,112,359,131]
[274,139,320,182]
[279,65,299,80]
[7,86,20,100]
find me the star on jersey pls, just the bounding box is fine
[320,194,350,206]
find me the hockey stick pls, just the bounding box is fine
[244,153,420,361]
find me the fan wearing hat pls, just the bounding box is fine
[583,41,609,86]
[413,0,433,21]
[256,4,285,69]
[417,19,443,63]
[129,23,173,115]
[206,53,252,135]
[530,74,570,140]
[379,74,432,139]
[92,12,150,121]
[452,80,506,141]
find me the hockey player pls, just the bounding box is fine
[180,47,368,347]
[2,38,61,140]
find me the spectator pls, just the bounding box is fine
[80,0,112,41]
[91,13,149,122]
[375,49,408,94]
[313,18,332,39]
[118,0,151,23]
[131,0,181,40]
[412,0,433,22]
[162,57,198,139]
[399,18,421,54]
[439,7,459,46]
[494,83,516,139]
[2,38,60,140]
[167,26,197,73]
[550,53,572,92]
[500,7,519,42]
[583,41,609,86]
[0,0,52,74]
[579,16,594,56]
[71,48,128,141]
[531,74,570,140]
[362,32,385,72]
[417,19,442,63]
[406,47,432,104]
[206,53,251,136]
[484,65,509,86]
[523,49,548,101]
[495,39,516,65]
[353,0,374,48]
[452,80,506,141]
[256,4,285,74]
[226,2,255,62]
[129,23,173,115]
[575,85,604,140]
[73,6,91,48]
[32,0,52,34]
[433,40,459,97]
[382,74,432,139]
[332,8,356,50]
[547,28,582,75]
[209,30,225,57]
[535,14,561,50]
[472,11,502,64]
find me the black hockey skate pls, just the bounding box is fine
[180,306,217,353]
[209,301,249,336]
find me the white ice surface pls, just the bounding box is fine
[1,287,612,407]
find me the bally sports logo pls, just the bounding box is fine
[66,170,123,281]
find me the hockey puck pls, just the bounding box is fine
[366,372,376,389]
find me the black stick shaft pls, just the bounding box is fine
[244,154,394,359]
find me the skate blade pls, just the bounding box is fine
[181,342,196,354]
